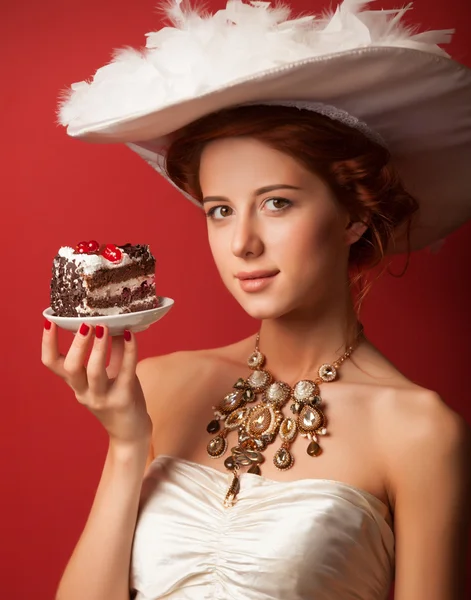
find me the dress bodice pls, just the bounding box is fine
[130,455,395,600]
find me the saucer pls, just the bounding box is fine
[43,297,174,336]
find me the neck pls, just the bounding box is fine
[256,303,362,385]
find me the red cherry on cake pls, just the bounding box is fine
[101,244,122,263]
[75,241,88,254]
[87,240,100,253]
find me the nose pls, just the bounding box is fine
[231,209,264,259]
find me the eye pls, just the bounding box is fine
[264,197,292,211]
[206,205,234,220]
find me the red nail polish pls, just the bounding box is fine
[79,323,90,336]
[95,325,104,339]
[44,319,52,331]
[124,329,131,342]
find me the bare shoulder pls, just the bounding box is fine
[377,384,471,507]
[136,337,252,413]
[136,338,249,390]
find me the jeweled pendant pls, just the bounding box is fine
[309,395,322,406]
[224,471,240,508]
[224,408,247,430]
[243,388,255,402]
[298,405,324,434]
[319,364,337,382]
[234,378,246,389]
[207,435,227,458]
[224,455,236,469]
[206,419,220,434]
[273,447,294,470]
[293,380,318,403]
[279,417,297,442]
[247,369,272,392]
[246,403,281,437]
[219,390,245,413]
[263,381,291,407]
[247,349,265,370]
[248,464,261,475]
[252,437,267,450]
[307,441,322,457]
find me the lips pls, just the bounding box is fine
[235,270,279,293]
[235,270,279,280]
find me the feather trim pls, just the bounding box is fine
[58,0,454,128]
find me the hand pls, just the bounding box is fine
[41,321,152,447]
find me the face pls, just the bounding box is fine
[199,137,363,320]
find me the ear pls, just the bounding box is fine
[345,220,368,246]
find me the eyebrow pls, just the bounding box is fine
[202,184,302,204]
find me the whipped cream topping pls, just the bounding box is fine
[58,246,134,275]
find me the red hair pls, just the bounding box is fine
[165,105,418,309]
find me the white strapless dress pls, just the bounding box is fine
[130,455,395,600]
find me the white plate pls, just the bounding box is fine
[43,297,174,336]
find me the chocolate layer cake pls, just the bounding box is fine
[50,241,159,317]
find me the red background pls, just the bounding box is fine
[1,1,470,598]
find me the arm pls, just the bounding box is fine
[42,322,155,600]
[391,393,471,600]
[56,440,150,600]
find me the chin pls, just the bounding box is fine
[234,293,295,321]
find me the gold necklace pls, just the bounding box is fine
[206,326,364,507]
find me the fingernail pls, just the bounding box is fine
[79,323,90,336]
[95,325,104,339]
[44,319,51,331]
[124,329,131,342]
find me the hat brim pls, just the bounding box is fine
[67,46,471,253]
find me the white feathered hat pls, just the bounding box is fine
[58,0,471,252]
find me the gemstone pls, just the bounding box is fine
[307,441,322,457]
[253,437,267,450]
[229,474,240,495]
[279,417,297,442]
[247,370,271,392]
[247,405,273,436]
[298,405,322,433]
[319,364,337,382]
[238,431,250,443]
[207,435,227,458]
[206,419,220,434]
[220,391,243,412]
[224,456,236,469]
[273,447,293,470]
[234,378,246,389]
[254,412,269,431]
[317,427,327,436]
[247,350,265,369]
[265,382,291,405]
[293,380,317,402]
[248,464,261,475]
[224,408,247,430]
[243,389,255,401]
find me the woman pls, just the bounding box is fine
[44,1,471,599]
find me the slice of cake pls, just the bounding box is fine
[50,241,159,317]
